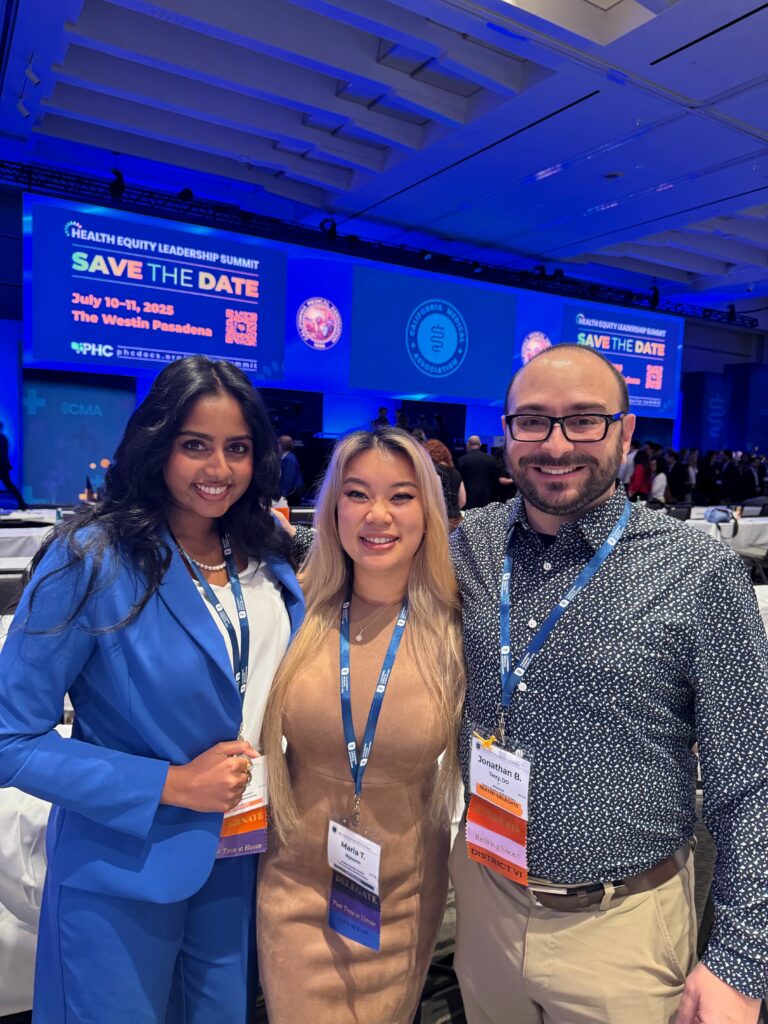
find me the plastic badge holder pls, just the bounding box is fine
[327,812,383,951]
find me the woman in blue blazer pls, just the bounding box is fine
[0,356,303,1023]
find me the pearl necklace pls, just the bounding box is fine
[177,543,227,572]
[188,555,227,572]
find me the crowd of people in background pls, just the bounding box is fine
[368,406,768,516]
[621,441,767,505]
[236,400,768,521]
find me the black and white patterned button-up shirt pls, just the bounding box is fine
[451,486,768,998]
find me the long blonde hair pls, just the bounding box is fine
[263,427,465,840]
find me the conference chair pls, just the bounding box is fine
[667,505,692,521]
[741,502,768,517]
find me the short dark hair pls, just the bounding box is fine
[505,344,630,414]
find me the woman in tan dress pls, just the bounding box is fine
[259,427,465,1023]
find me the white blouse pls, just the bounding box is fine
[195,559,290,748]
[650,472,668,502]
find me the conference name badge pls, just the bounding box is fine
[216,755,268,858]
[467,731,531,885]
[327,819,382,951]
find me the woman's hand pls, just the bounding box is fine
[272,508,296,538]
[161,740,258,813]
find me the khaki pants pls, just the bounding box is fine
[449,831,697,1024]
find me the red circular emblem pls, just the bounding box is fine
[296,297,343,350]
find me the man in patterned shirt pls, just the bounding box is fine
[449,345,767,1023]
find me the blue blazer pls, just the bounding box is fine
[0,533,303,904]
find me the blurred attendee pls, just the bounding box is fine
[720,451,741,503]
[684,449,699,495]
[279,435,305,507]
[458,436,498,508]
[650,455,669,503]
[618,439,639,487]
[371,406,389,428]
[666,450,689,503]
[737,455,759,502]
[627,449,652,501]
[395,409,410,431]
[432,412,450,447]
[755,455,766,493]
[0,421,27,511]
[493,445,517,503]
[694,451,720,505]
[415,413,435,440]
[425,438,466,529]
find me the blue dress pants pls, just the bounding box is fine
[33,856,256,1024]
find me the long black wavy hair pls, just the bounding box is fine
[24,355,287,630]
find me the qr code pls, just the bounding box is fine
[645,364,663,390]
[225,309,258,347]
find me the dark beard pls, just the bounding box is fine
[513,437,624,518]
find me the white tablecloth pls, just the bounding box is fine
[0,527,51,558]
[687,517,768,555]
[755,586,768,632]
[0,557,30,574]
[0,510,58,526]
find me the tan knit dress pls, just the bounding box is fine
[257,604,450,1024]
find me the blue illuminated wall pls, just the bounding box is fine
[22,373,136,506]
[0,320,22,500]
[23,196,686,435]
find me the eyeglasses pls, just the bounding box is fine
[504,412,626,443]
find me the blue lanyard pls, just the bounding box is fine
[180,532,251,700]
[339,591,409,823]
[500,499,631,709]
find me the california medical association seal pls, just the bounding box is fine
[296,296,343,350]
[405,299,468,378]
[520,330,552,365]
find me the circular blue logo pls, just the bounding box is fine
[405,299,468,378]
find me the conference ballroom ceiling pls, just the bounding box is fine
[1,0,767,322]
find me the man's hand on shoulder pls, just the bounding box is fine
[676,963,761,1024]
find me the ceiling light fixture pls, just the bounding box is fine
[319,217,337,239]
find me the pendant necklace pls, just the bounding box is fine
[351,598,400,643]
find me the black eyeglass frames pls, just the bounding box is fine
[504,412,626,443]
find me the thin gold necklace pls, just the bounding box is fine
[351,598,400,643]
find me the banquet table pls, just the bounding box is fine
[686,516,768,554]
[755,586,768,632]
[0,527,51,558]
[0,510,58,526]
[0,557,30,574]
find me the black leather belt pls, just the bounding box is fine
[527,844,691,912]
